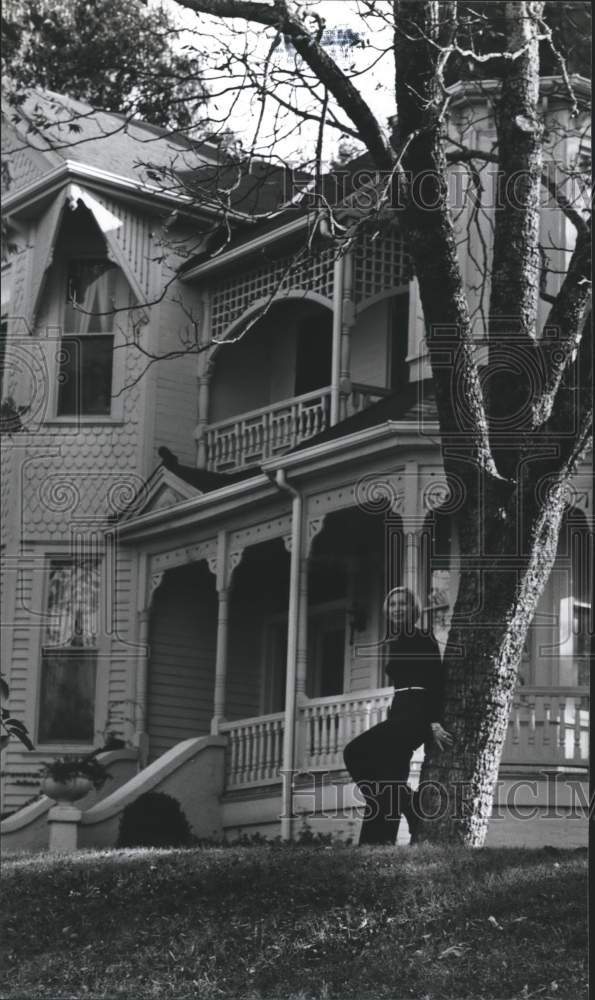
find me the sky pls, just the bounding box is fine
[162,0,396,164]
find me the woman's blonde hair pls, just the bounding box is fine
[383,586,421,624]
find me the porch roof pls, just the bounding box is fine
[287,380,437,454]
[156,447,256,492]
[116,384,440,539]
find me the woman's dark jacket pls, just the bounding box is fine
[384,629,444,726]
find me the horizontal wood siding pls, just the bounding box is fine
[351,299,389,387]
[2,557,39,812]
[152,289,201,467]
[147,562,217,761]
[105,548,136,735]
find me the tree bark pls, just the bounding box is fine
[416,478,568,845]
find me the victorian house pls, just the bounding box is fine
[1,81,591,850]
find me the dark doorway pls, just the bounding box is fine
[294,311,333,396]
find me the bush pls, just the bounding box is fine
[117,791,192,849]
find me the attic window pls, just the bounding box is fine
[57,259,120,417]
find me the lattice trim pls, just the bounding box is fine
[211,247,336,341]
[354,226,411,305]
[210,226,411,341]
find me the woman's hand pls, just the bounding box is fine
[430,722,454,751]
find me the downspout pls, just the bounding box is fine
[330,253,345,426]
[267,467,302,841]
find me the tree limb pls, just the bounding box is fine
[488,1,544,347]
[393,1,499,485]
[534,218,591,427]
[176,0,396,171]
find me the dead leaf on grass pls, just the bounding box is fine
[438,944,466,959]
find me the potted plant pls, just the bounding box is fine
[39,752,112,803]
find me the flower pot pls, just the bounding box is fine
[41,775,93,803]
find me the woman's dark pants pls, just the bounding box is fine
[343,707,426,845]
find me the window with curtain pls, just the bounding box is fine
[57,259,121,416]
[38,559,101,743]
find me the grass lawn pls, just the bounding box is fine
[1,844,587,1000]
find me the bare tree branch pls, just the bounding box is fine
[393,0,499,484]
[176,0,397,170]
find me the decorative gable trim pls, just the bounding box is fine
[65,183,151,324]
[120,467,202,521]
[28,191,66,331]
[27,182,152,331]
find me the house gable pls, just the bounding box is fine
[120,467,202,522]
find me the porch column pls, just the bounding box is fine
[195,374,211,469]
[330,255,345,425]
[402,461,426,611]
[295,555,309,704]
[134,595,154,768]
[210,530,232,734]
[211,586,230,733]
[277,474,304,841]
[338,250,355,422]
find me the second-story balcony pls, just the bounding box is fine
[205,383,392,472]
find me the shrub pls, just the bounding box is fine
[117,791,192,848]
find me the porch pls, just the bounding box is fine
[219,685,590,791]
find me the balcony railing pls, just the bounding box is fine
[220,687,589,790]
[205,383,391,472]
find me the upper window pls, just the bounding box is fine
[57,259,122,417]
[38,559,101,743]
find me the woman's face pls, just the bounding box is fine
[387,591,413,630]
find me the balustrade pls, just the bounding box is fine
[219,713,284,788]
[220,687,589,791]
[501,686,589,767]
[205,384,390,472]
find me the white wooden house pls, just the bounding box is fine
[1,82,591,850]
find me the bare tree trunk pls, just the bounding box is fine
[416,480,568,845]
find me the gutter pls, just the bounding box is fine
[179,214,311,282]
[266,468,302,842]
[261,419,440,473]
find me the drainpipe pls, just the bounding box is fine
[330,254,345,426]
[267,467,302,841]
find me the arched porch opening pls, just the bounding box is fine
[351,287,410,393]
[208,298,333,426]
[309,506,401,695]
[551,505,592,688]
[204,298,335,471]
[421,505,457,653]
[226,537,290,719]
[146,560,217,762]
